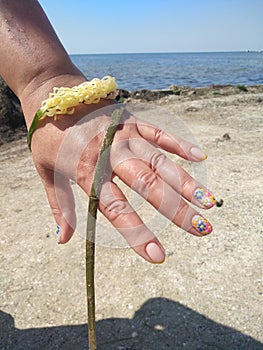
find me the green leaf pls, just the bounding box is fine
[27,109,44,151]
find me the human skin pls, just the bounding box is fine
[0,0,215,263]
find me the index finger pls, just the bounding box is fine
[136,120,208,161]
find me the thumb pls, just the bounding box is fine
[38,166,76,243]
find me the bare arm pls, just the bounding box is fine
[0,0,85,125]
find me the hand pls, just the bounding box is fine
[1,0,216,264]
[23,79,216,264]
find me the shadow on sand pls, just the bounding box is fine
[1,297,262,350]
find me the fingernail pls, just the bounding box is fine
[55,225,61,243]
[190,147,208,160]
[192,215,213,235]
[146,242,165,263]
[194,188,216,208]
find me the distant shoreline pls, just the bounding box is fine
[70,50,263,56]
[117,83,263,102]
[1,82,263,147]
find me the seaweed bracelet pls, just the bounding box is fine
[27,76,118,150]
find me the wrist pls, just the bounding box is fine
[23,73,118,150]
[20,71,87,128]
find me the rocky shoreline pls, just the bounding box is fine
[1,75,263,146]
[118,83,263,102]
[0,77,26,146]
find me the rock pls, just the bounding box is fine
[222,133,231,140]
[116,89,131,100]
[211,84,232,89]
[130,89,174,101]
[0,76,25,145]
[186,106,199,112]
[169,84,181,91]
[216,132,231,143]
[216,199,224,207]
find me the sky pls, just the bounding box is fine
[39,0,263,54]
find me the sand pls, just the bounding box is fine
[0,87,262,349]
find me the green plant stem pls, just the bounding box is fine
[27,109,44,150]
[86,106,124,350]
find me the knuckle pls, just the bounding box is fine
[103,198,130,222]
[50,206,63,221]
[77,157,96,191]
[174,201,189,221]
[181,177,193,194]
[51,207,61,216]
[150,152,166,172]
[135,170,159,195]
[153,128,165,143]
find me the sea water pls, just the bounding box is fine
[70,51,263,91]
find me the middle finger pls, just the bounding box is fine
[112,148,213,236]
[128,138,216,209]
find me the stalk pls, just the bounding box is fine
[86,106,124,349]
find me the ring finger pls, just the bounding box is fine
[112,149,213,237]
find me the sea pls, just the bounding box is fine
[70,51,263,91]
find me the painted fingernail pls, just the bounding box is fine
[190,147,208,160]
[146,242,165,264]
[55,225,61,243]
[192,215,213,235]
[194,188,216,208]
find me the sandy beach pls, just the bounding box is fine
[0,86,262,349]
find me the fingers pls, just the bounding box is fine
[112,151,213,237]
[37,166,76,243]
[97,181,165,263]
[128,138,216,209]
[136,120,208,161]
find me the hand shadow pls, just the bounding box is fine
[0,298,262,350]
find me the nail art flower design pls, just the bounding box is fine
[55,225,61,243]
[56,225,60,235]
[192,215,213,235]
[194,188,216,208]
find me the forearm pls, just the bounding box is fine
[0,0,85,124]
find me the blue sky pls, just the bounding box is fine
[39,0,263,54]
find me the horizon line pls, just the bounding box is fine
[69,50,257,56]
